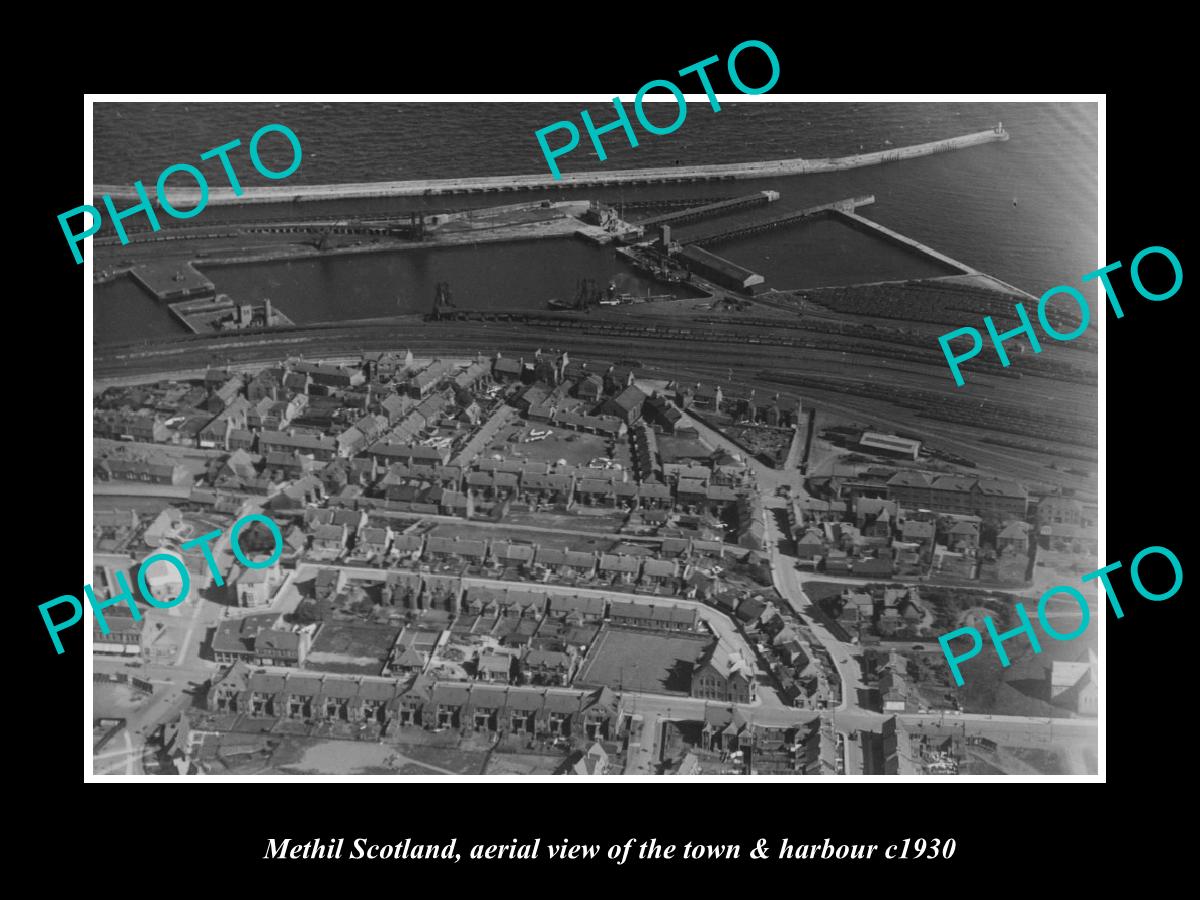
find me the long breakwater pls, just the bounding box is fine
[95,128,1009,206]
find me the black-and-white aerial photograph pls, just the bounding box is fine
[81,93,1101,780]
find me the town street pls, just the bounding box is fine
[91,395,1098,777]
[676,407,871,735]
[666,402,1098,772]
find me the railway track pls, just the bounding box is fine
[93,317,1095,495]
[93,315,1094,397]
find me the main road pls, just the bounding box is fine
[664,403,866,711]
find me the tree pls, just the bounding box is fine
[237,520,279,555]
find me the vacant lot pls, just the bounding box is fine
[263,738,486,775]
[951,641,1077,719]
[1031,550,1100,596]
[306,621,399,675]
[658,434,714,464]
[93,681,154,719]
[394,743,487,775]
[271,740,398,775]
[907,623,1096,720]
[495,424,613,468]
[575,626,711,694]
[485,753,564,775]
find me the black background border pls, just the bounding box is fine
[22,30,1186,883]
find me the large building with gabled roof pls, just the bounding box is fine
[886,471,1027,521]
[691,642,757,704]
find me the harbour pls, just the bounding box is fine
[89,103,1098,357]
[91,187,996,344]
[93,185,971,341]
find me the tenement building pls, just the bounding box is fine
[885,472,1027,521]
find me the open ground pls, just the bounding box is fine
[574,626,712,695]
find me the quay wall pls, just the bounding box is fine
[688,195,875,246]
[832,210,974,276]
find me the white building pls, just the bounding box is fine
[234,561,283,609]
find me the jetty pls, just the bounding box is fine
[641,190,779,228]
[96,127,1009,206]
[684,195,875,246]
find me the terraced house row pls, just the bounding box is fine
[252,451,749,519]
[208,662,623,740]
[304,524,744,588]
[321,566,704,630]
